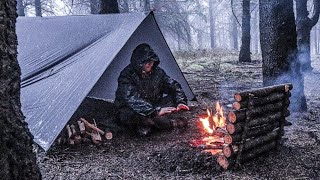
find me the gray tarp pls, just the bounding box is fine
[17,12,195,151]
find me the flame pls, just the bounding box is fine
[200,101,226,134]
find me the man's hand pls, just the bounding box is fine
[177,103,189,111]
[158,107,177,116]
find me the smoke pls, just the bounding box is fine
[271,50,307,112]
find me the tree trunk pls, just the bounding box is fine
[0,0,41,179]
[209,0,215,49]
[143,0,150,11]
[239,0,251,62]
[230,14,239,51]
[99,0,119,14]
[16,0,25,16]
[90,0,99,14]
[259,0,307,112]
[34,0,41,16]
[296,0,320,72]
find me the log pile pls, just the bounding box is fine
[57,118,113,145]
[216,83,292,169]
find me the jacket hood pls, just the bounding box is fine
[130,43,160,72]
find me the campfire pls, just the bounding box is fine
[190,84,293,170]
[190,102,227,155]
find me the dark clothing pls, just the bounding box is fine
[114,43,188,132]
[114,43,187,118]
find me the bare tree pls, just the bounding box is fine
[34,0,41,16]
[0,0,42,178]
[209,0,215,49]
[17,0,25,16]
[296,0,320,72]
[259,0,307,111]
[239,0,251,62]
[99,0,119,14]
[90,0,99,14]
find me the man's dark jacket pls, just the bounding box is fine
[115,43,187,117]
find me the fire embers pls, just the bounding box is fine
[191,83,292,170]
[190,101,229,160]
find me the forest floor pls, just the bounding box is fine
[38,52,320,179]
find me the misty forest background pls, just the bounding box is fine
[16,0,320,53]
[16,0,320,112]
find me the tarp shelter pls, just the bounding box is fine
[17,12,195,151]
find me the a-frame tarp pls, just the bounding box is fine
[17,12,195,151]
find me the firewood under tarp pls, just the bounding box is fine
[233,83,292,102]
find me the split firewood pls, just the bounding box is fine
[85,131,102,144]
[77,120,86,134]
[66,124,75,145]
[80,118,105,135]
[66,124,73,138]
[234,83,292,102]
[70,124,82,145]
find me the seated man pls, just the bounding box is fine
[114,43,189,136]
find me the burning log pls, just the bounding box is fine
[234,83,292,102]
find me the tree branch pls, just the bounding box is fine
[231,0,242,27]
[309,0,320,27]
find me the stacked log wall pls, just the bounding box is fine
[217,84,292,169]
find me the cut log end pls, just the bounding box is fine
[217,155,229,170]
[105,132,113,140]
[234,93,242,102]
[224,134,232,144]
[232,102,241,110]
[223,146,232,158]
[226,123,236,134]
[228,111,236,123]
